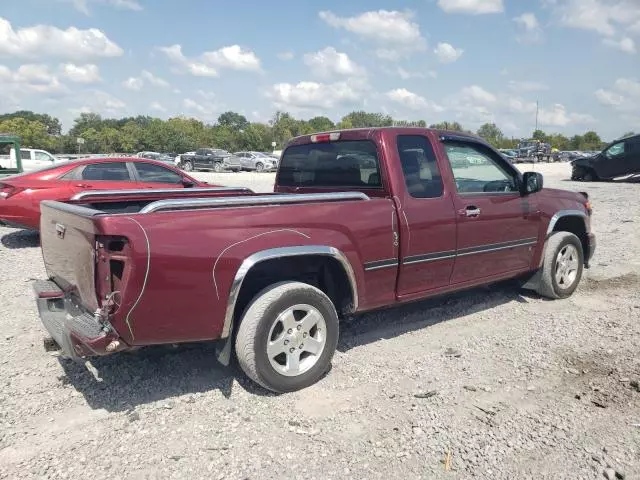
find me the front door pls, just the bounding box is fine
[396,134,457,296]
[440,139,542,284]
[596,139,639,178]
[132,162,188,188]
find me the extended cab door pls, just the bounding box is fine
[440,137,541,284]
[395,134,457,296]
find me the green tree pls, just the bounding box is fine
[477,123,504,146]
[0,111,62,135]
[581,131,602,150]
[620,131,636,139]
[217,111,249,131]
[532,129,550,143]
[0,118,53,149]
[429,121,464,132]
[307,116,335,132]
[340,111,393,128]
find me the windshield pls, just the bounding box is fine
[278,140,381,188]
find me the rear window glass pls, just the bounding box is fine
[278,140,381,188]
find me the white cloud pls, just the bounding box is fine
[203,45,261,72]
[513,13,543,42]
[67,0,142,14]
[538,103,595,127]
[615,78,640,97]
[386,88,444,112]
[461,85,497,103]
[0,17,123,60]
[61,63,101,83]
[385,66,428,80]
[433,42,464,63]
[277,51,294,61]
[595,88,625,106]
[303,47,365,78]
[68,90,126,117]
[159,44,218,77]
[141,70,170,87]
[551,0,640,37]
[267,80,366,111]
[319,10,423,44]
[595,78,640,112]
[182,98,220,121]
[160,44,262,76]
[150,101,166,112]
[319,10,426,59]
[437,0,504,14]
[122,77,143,90]
[603,37,636,54]
[0,64,66,95]
[508,80,549,92]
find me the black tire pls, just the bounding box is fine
[255,162,264,172]
[213,162,223,173]
[182,161,193,172]
[535,232,584,299]
[235,281,339,393]
[583,170,596,182]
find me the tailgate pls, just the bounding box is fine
[40,201,102,312]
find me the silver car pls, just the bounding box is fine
[233,151,277,172]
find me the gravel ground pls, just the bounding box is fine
[1,163,639,480]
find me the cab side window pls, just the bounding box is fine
[397,135,443,199]
[443,142,518,194]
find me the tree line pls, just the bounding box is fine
[0,109,634,155]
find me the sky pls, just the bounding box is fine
[0,0,639,140]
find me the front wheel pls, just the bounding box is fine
[255,162,264,172]
[535,232,584,299]
[235,281,339,393]
[213,162,223,173]
[182,161,193,172]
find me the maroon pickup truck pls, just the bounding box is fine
[33,128,595,392]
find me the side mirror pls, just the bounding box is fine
[522,171,543,195]
[182,179,195,188]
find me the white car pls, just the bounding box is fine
[0,148,61,172]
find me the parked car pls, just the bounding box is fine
[0,147,61,172]
[32,127,595,393]
[180,148,242,172]
[175,151,195,166]
[571,133,640,181]
[136,151,175,165]
[0,157,211,230]
[233,151,277,171]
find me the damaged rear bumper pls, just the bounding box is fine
[33,280,125,357]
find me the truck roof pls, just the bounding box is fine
[287,126,483,147]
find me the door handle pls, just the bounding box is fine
[75,183,92,188]
[458,206,481,217]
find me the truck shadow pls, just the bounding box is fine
[58,281,534,412]
[338,281,530,352]
[0,229,40,249]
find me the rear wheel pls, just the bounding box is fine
[182,161,193,172]
[535,232,584,299]
[235,281,339,393]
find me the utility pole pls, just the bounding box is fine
[535,100,539,133]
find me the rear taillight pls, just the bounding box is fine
[310,132,341,143]
[0,184,21,199]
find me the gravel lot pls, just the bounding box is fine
[1,163,639,479]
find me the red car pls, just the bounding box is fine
[0,157,207,230]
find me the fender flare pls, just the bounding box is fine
[221,245,359,339]
[546,209,587,237]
